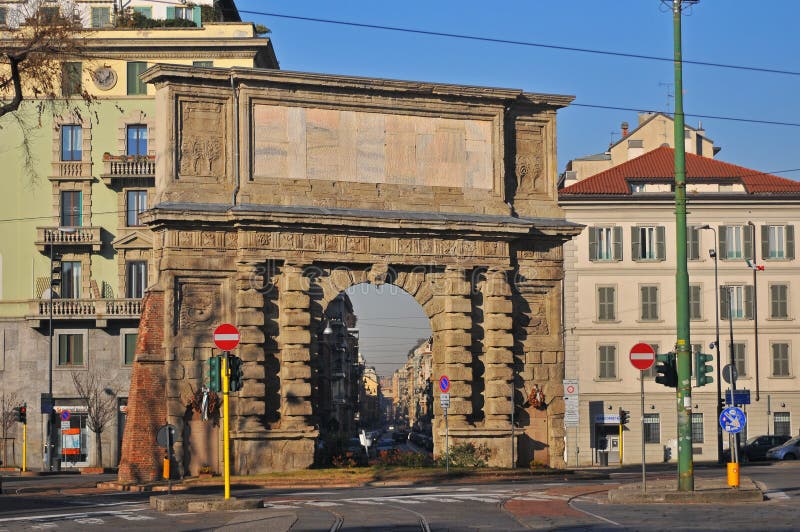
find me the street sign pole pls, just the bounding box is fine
[641,374,646,493]
[445,408,449,474]
[629,343,656,494]
[222,351,231,500]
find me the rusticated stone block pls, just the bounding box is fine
[236,309,265,326]
[239,381,266,397]
[484,365,513,380]
[482,275,512,297]
[485,382,512,398]
[444,347,473,364]
[432,313,471,331]
[443,297,472,313]
[243,363,265,380]
[484,315,512,331]
[526,351,542,364]
[240,326,265,344]
[281,292,310,309]
[283,382,311,397]
[484,297,512,314]
[283,402,313,416]
[439,397,471,415]
[397,271,424,296]
[446,382,472,397]
[235,398,266,416]
[280,328,311,345]
[484,330,514,347]
[441,331,472,347]
[176,348,195,361]
[484,348,513,364]
[542,351,558,364]
[484,400,512,415]
[238,290,265,308]
[168,364,185,380]
[280,309,311,327]
[239,344,263,361]
[280,273,310,292]
[281,364,311,380]
[442,365,473,381]
[282,347,310,362]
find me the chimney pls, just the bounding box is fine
[621,122,629,137]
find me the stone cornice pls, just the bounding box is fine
[141,64,574,108]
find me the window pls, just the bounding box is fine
[720,285,754,320]
[60,191,82,227]
[589,226,622,261]
[123,332,138,365]
[630,183,645,193]
[90,7,110,27]
[58,334,84,366]
[641,343,659,378]
[0,7,7,26]
[126,261,147,298]
[175,6,193,19]
[126,125,148,156]
[770,284,789,319]
[774,412,791,436]
[632,226,665,261]
[689,284,702,320]
[771,342,790,377]
[39,6,60,23]
[193,61,213,68]
[763,225,795,260]
[127,62,148,95]
[61,261,81,299]
[133,6,152,18]
[639,285,659,321]
[686,226,700,260]
[720,225,753,260]
[732,343,746,377]
[691,413,704,443]
[644,414,660,443]
[598,344,616,380]
[61,62,82,96]
[61,125,82,161]
[597,286,616,321]
[126,190,147,226]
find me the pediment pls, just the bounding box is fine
[112,230,154,250]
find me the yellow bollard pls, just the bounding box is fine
[727,462,739,488]
[163,454,170,480]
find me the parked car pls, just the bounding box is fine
[767,437,800,461]
[723,434,791,462]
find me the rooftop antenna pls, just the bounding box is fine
[609,131,618,147]
[659,82,674,114]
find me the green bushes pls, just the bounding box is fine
[437,442,490,468]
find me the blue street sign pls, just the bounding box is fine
[439,375,450,393]
[720,406,746,434]
[725,389,751,406]
[60,410,71,422]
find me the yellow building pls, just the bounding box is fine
[0,0,276,470]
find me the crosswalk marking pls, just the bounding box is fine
[305,501,341,507]
[117,513,156,521]
[74,517,105,525]
[765,490,790,500]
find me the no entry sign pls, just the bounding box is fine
[214,323,240,351]
[629,343,656,371]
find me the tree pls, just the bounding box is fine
[71,372,117,468]
[0,0,87,119]
[1,392,19,466]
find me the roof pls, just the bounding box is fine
[608,112,714,151]
[559,146,800,197]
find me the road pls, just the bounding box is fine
[2,462,800,530]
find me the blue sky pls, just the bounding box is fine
[236,1,800,375]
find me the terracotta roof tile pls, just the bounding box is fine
[560,146,800,196]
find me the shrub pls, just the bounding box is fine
[376,450,434,468]
[438,442,491,468]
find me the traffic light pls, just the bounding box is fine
[655,352,678,388]
[619,408,630,425]
[228,355,243,392]
[208,356,221,392]
[12,404,26,424]
[695,352,714,387]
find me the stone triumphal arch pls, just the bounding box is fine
[118,65,581,482]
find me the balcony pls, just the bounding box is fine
[35,226,102,252]
[49,161,92,181]
[100,154,155,186]
[27,298,142,328]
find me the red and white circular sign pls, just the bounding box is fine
[629,342,656,371]
[565,384,576,394]
[214,323,240,351]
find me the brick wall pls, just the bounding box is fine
[117,290,167,483]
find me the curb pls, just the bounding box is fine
[607,477,764,504]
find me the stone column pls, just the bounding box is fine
[234,260,267,430]
[482,268,515,428]
[434,267,473,427]
[278,263,313,429]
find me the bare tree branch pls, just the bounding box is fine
[71,371,117,467]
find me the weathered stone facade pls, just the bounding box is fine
[117,65,580,481]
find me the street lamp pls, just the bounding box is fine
[747,221,760,402]
[699,225,723,464]
[45,226,76,471]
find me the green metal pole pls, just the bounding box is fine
[672,0,694,492]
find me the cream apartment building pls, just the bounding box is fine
[560,145,800,466]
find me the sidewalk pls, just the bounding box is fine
[608,475,763,504]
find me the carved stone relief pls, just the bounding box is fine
[175,282,221,345]
[179,101,226,180]
[515,124,546,196]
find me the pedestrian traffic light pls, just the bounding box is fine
[695,352,714,387]
[228,355,243,392]
[619,408,630,425]
[655,352,678,388]
[208,356,221,392]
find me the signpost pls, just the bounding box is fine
[725,389,751,406]
[439,375,450,473]
[156,424,176,494]
[214,323,240,500]
[720,407,746,434]
[629,343,656,493]
[563,379,579,467]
